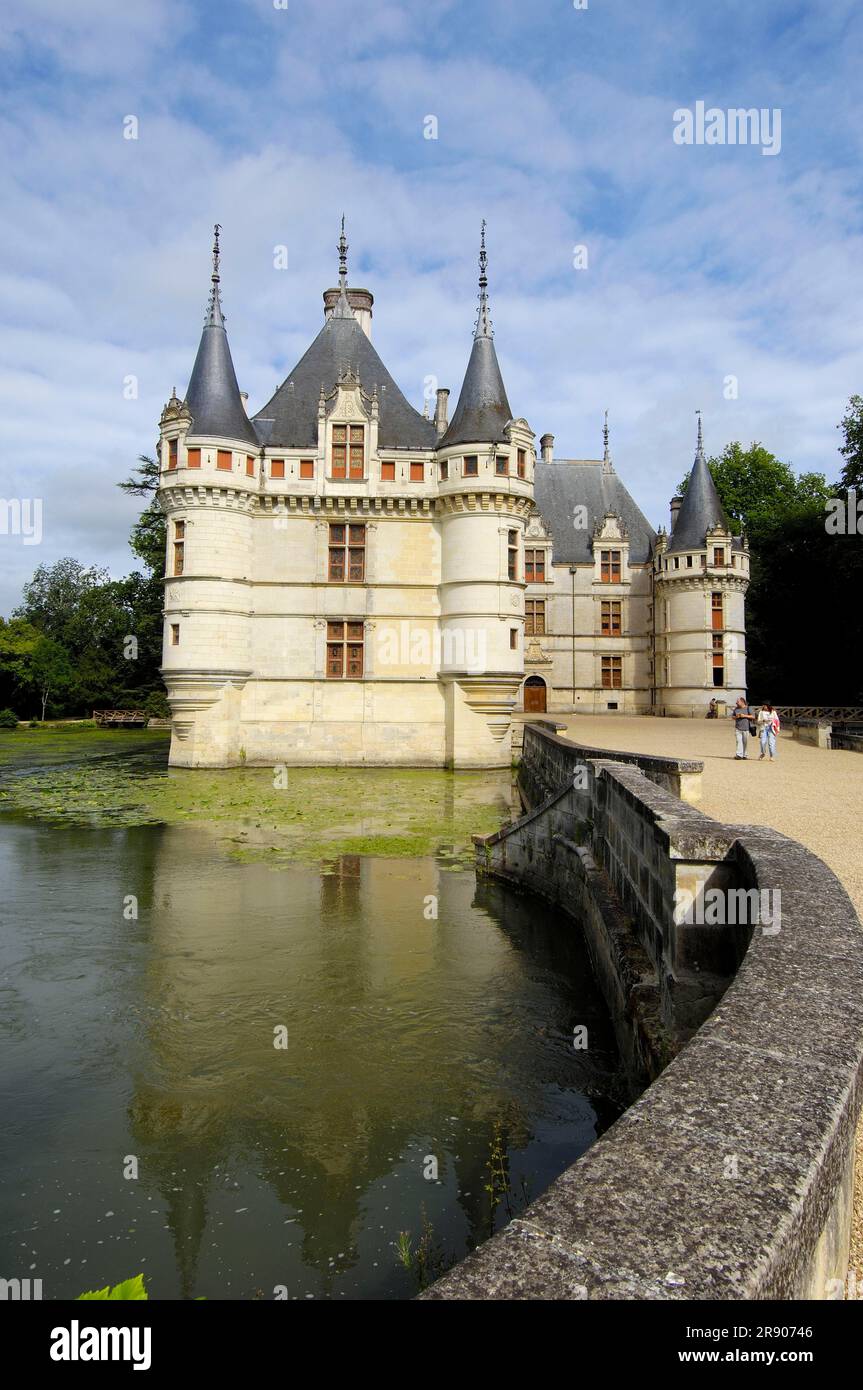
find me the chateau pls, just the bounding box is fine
[157,225,749,769]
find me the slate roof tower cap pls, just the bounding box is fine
[252,218,437,451]
[439,221,513,449]
[667,411,733,551]
[184,224,258,447]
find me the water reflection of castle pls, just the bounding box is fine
[129,825,620,1297]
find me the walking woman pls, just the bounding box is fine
[732,696,752,759]
[757,702,780,760]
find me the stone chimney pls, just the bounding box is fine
[323,286,374,338]
[540,433,554,463]
[434,388,450,436]
[670,495,683,532]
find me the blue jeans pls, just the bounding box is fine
[760,728,777,758]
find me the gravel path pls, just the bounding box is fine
[554,713,863,1296]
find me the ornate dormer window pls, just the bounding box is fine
[332,424,365,479]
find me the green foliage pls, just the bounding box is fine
[838,395,863,491]
[0,708,19,728]
[78,1274,148,1301]
[677,435,861,704]
[143,690,171,718]
[394,1209,450,1291]
[118,455,166,577]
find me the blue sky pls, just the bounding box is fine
[1,0,862,613]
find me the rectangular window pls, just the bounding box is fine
[187,447,201,469]
[601,655,623,689]
[332,425,347,478]
[168,438,178,470]
[173,520,185,576]
[328,523,366,582]
[217,449,232,471]
[439,460,449,481]
[271,458,285,479]
[713,637,724,686]
[686,554,693,568]
[510,628,518,649]
[713,547,725,567]
[410,462,424,482]
[711,592,723,631]
[349,425,364,479]
[496,456,508,476]
[246,455,255,477]
[326,620,364,678]
[381,461,395,481]
[170,623,180,646]
[508,529,519,581]
[601,600,622,636]
[525,600,546,636]
[525,549,545,582]
[517,448,526,479]
[600,549,622,583]
[299,459,315,479]
[463,455,478,477]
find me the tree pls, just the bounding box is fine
[14,559,110,648]
[25,637,74,720]
[118,455,166,577]
[838,395,863,492]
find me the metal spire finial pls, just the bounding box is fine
[696,408,703,456]
[338,215,348,291]
[206,223,224,326]
[475,219,493,339]
[603,409,610,465]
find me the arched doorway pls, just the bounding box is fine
[523,675,547,714]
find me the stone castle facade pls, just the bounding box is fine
[157,225,749,768]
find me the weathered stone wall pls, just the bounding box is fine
[424,721,863,1300]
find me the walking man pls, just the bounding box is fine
[732,696,752,759]
[757,702,780,760]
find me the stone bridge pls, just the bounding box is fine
[424,721,863,1300]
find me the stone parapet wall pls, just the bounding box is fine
[424,722,863,1300]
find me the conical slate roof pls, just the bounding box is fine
[667,420,731,551]
[254,219,437,451]
[252,306,438,450]
[185,227,258,447]
[440,223,512,449]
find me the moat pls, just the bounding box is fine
[0,731,625,1300]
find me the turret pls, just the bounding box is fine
[158,226,257,767]
[654,413,749,716]
[435,223,535,764]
